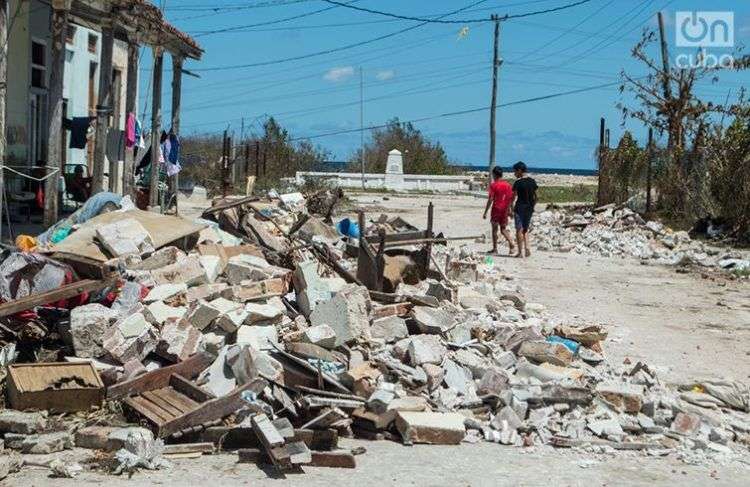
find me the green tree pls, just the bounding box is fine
[351,118,455,175]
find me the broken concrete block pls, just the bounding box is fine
[443,359,472,395]
[0,410,47,434]
[477,368,510,396]
[199,255,224,283]
[293,261,332,316]
[144,283,187,304]
[395,411,466,445]
[302,324,337,349]
[671,412,701,436]
[426,280,456,303]
[185,299,222,331]
[411,306,455,334]
[452,348,491,379]
[587,417,624,438]
[492,405,523,432]
[226,254,282,284]
[75,426,117,450]
[596,382,644,413]
[199,331,227,355]
[96,218,154,257]
[144,301,187,325]
[518,340,573,367]
[407,335,446,366]
[245,301,284,325]
[216,306,250,333]
[156,319,201,362]
[152,255,208,287]
[499,293,525,311]
[101,312,158,364]
[236,324,279,351]
[186,283,227,304]
[198,346,237,397]
[4,431,73,454]
[222,278,287,302]
[131,246,185,271]
[68,303,119,358]
[106,426,155,452]
[371,316,409,343]
[343,363,382,398]
[421,363,444,392]
[310,284,371,346]
[446,324,472,344]
[367,386,396,414]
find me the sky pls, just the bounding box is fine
[141,0,750,169]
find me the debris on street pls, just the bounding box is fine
[0,189,748,481]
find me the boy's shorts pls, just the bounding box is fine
[490,207,509,228]
[514,205,533,231]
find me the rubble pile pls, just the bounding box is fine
[0,190,749,481]
[533,206,750,274]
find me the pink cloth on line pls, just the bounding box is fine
[125,112,136,148]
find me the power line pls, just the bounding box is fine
[193,0,493,71]
[320,0,593,24]
[192,0,361,37]
[287,79,626,142]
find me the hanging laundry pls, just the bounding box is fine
[163,131,182,177]
[135,119,146,149]
[64,117,94,149]
[126,113,136,148]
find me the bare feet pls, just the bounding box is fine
[514,252,523,258]
[525,248,531,257]
[486,248,498,255]
[508,244,516,255]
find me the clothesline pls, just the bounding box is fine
[0,165,61,182]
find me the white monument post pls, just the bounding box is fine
[384,149,404,190]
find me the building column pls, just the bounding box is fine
[0,0,7,239]
[122,36,138,199]
[43,0,70,227]
[92,18,113,194]
[148,47,163,208]
[170,55,182,214]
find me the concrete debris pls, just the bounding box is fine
[5,431,73,454]
[310,284,371,346]
[102,311,158,364]
[534,207,750,273]
[0,410,47,434]
[3,192,747,480]
[96,218,155,257]
[68,303,119,357]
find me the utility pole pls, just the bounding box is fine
[240,117,244,143]
[657,11,674,150]
[488,14,501,179]
[221,130,228,197]
[0,0,8,241]
[646,127,653,214]
[596,117,606,206]
[360,66,365,189]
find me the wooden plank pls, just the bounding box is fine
[252,414,285,447]
[201,195,259,217]
[162,443,214,455]
[141,392,181,420]
[0,279,113,318]
[125,396,170,425]
[169,374,214,403]
[146,389,192,416]
[271,418,295,440]
[309,451,356,469]
[107,353,213,400]
[159,379,267,438]
[157,387,199,414]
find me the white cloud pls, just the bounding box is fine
[375,69,395,81]
[323,66,354,82]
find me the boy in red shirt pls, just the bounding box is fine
[483,166,515,255]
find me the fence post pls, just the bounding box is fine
[646,127,653,214]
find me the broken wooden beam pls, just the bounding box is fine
[162,442,215,456]
[107,353,213,400]
[0,278,114,318]
[293,429,338,451]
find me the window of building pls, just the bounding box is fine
[31,40,46,89]
[66,25,77,44]
[88,33,98,54]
